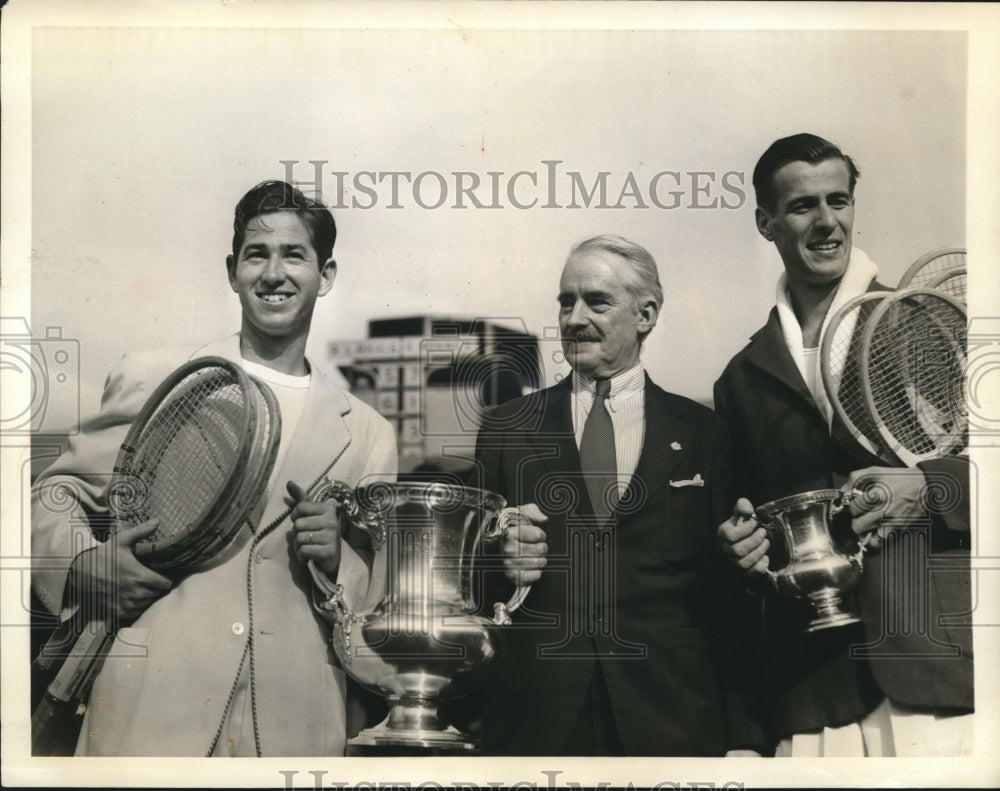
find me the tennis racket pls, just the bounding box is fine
[31,356,281,754]
[926,267,967,304]
[897,247,966,290]
[859,287,968,467]
[821,291,903,465]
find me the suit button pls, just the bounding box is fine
[231,622,246,636]
[254,550,264,564]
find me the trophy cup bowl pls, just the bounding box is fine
[756,489,869,633]
[313,480,528,750]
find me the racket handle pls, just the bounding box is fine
[31,694,80,756]
[31,620,113,755]
[33,617,80,674]
[46,620,112,701]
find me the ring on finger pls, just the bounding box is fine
[307,531,314,545]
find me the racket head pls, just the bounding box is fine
[897,247,966,290]
[926,267,967,304]
[859,287,968,467]
[820,291,902,465]
[108,357,279,572]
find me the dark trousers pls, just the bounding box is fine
[561,661,624,756]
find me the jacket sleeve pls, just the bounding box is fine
[916,455,970,544]
[703,412,769,753]
[31,351,166,617]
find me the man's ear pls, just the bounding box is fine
[755,206,775,242]
[226,255,238,292]
[318,258,337,296]
[637,298,659,335]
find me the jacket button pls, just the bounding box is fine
[231,622,246,636]
[255,550,264,564]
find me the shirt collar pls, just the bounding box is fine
[573,361,645,404]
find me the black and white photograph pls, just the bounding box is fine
[2,1,998,787]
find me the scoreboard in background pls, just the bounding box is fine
[328,316,544,474]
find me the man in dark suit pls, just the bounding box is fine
[471,235,765,756]
[714,134,973,756]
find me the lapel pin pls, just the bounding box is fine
[670,441,682,451]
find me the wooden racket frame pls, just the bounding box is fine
[858,287,968,467]
[820,291,902,465]
[926,267,967,304]
[897,246,966,290]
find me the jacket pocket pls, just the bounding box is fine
[110,626,152,655]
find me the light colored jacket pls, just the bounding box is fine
[32,335,397,756]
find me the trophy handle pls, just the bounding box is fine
[485,506,533,626]
[313,479,387,552]
[834,489,874,569]
[738,512,781,589]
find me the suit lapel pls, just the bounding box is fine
[528,378,582,478]
[534,375,693,517]
[745,308,818,411]
[255,363,353,534]
[622,376,687,509]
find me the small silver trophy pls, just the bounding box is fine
[756,489,871,633]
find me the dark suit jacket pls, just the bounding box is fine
[470,374,765,756]
[713,297,974,743]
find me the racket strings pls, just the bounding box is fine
[821,293,893,462]
[110,360,282,572]
[928,268,967,304]
[131,379,248,542]
[898,248,967,289]
[864,292,967,461]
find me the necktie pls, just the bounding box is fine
[579,378,618,521]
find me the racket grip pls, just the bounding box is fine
[31,620,113,756]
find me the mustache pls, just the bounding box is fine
[562,331,602,343]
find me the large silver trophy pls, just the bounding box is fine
[756,489,871,633]
[314,480,528,750]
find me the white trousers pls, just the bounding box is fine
[775,698,975,757]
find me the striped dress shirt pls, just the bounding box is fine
[570,362,646,498]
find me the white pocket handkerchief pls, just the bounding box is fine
[669,474,705,488]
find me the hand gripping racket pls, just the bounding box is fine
[859,287,968,467]
[31,356,281,754]
[821,291,903,465]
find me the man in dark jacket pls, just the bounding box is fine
[472,235,765,756]
[714,133,973,756]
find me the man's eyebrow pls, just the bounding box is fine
[241,241,310,253]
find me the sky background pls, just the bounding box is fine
[25,26,969,428]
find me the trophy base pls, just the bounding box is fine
[805,590,862,633]
[349,724,477,752]
[803,610,862,633]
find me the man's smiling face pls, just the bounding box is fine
[227,211,335,349]
[557,249,655,379]
[755,158,855,289]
